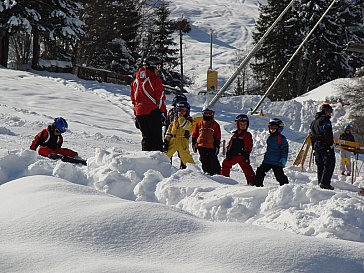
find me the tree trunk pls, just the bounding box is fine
[0,30,9,68]
[31,31,41,70]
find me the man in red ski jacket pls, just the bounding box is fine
[130,56,166,151]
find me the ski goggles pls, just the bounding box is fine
[202,110,214,116]
[177,107,187,112]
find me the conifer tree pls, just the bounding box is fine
[251,0,298,100]
[76,0,140,74]
[252,0,364,100]
[40,0,85,63]
[0,0,84,68]
[148,2,180,85]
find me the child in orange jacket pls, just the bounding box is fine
[191,106,221,175]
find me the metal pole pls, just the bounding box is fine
[210,29,213,69]
[180,29,184,93]
[207,0,295,107]
[251,0,339,114]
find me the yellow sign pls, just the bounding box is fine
[207,69,218,91]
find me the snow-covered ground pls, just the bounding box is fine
[0,68,363,272]
[1,0,364,271]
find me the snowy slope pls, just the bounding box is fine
[169,0,264,90]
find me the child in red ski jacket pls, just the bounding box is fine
[30,117,78,158]
[221,114,256,185]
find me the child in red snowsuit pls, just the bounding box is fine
[221,114,256,185]
[30,117,78,158]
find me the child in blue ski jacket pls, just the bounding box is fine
[255,118,289,187]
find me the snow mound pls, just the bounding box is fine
[1,175,364,273]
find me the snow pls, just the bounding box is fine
[169,0,264,91]
[1,0,364,271]
[0,67,364,272]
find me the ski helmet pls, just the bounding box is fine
[176,101,190,116]
[143,56,162,71]
[54,117,68,133]
[268,118,284,133]
[172,94,187,107]
[343,124,352,130]
[235,114,249,128]
[202,105,215,117]
[320,104,333,114]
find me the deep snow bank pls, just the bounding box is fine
[1,175,364,273]
[1,148,364,243]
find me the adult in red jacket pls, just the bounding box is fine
[30,117,78,158]
[131,56,166,151]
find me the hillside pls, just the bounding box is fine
[169,0,264,90]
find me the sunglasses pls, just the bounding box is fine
[177,108,187,112]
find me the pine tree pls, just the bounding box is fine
[148,2,180,85]
[0,0,84,67]
[252,0,364,100]
[295,0,349,94]
[40,0,85,63]
[251,0,298,101]
[76,0,140,74]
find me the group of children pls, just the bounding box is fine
[162,95,289,187]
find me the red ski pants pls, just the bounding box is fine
[38,146,78,158]
[221,155,256,185]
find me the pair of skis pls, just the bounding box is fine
[49,154,87,166]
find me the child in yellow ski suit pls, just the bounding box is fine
[163,101,195,169]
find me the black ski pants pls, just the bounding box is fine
[255,163,289,186]
[314,143,335,187]
[136,109,163,152]
[198,147,221,175]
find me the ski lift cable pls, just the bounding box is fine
[207,0,296,108]
[251,0,340,114]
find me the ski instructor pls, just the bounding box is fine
[310,104,335,190]
[130,56,166,151]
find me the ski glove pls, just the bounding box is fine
[242,152,250,164]
[161,112,167,125]
[226,150,233,160]
[215,146,220,156]
[192,144,197,153]
[134,118,140,129]
[279,158,287,167]
[163,141,169,153]
[30,144,37,151]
